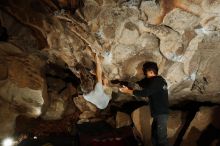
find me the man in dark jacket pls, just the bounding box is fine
[120,61,170,146]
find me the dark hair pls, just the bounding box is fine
[142,61,158,75]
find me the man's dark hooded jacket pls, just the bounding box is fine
[133,76,169,117]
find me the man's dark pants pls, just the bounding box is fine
[151,114,169,146]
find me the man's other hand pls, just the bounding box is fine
[119,85,133,95]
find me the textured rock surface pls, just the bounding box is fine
[1,0,220,104]
[131,106,152,146]
[79,111,96,119]
[0,51,48,139]
[0,46,47,118]
[182,106,220,146]
[0,100,18,138]
[42,92,65,120]
[0,0,220,142]
[73,96,97,112]
[116,111,132,128]
[42,81,77,120]
[131,106,188,146]
[167,110,187,145]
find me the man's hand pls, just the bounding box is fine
[119,85,133,95]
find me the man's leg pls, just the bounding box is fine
[155,114,169,146]
[151,118,157,146]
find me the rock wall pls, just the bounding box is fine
[1,0,220,104]
[0,43,47,138]
[0,0,220,144]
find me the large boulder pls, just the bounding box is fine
[0,42,47,138]
[42,91,65,120]
[167,110,187,145]
[131,106,187,146]
[163,8,200,34]
[131,106,152,146]
[181,106,220,146]
[116,111,132,128]
[0,2,220,140]
[0,52,47,118]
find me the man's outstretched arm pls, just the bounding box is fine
[120,81,160,97]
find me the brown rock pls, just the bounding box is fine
[46,77,66,92]
[0,100,18,139]
[0,60,8,80]
[1,0,220,117]
[119,22,139,45]
[106,116,116,128]
[63,99,77,116]
[0,10,46,51]
[211,106,220,129]
[77,119,90,124]
[167,110,187,145]
[131,106,187,146]
[73,96,98,112]
[0,55,47,117]
[89,118,102,123]
[116,112,132,128]
[82,0,101,21]
[181,106,220,146]
[131,106,152,146]
[140,1,161,24]
[42,92,65,120]
[163,8,200,34]
[79,111,96,119]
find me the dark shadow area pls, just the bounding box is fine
[171,101,200,146]
[45,63,81,86]
[172,101,203,146]
[0,21,8,42]
[171,101,220,146]
[170,100,220,111]
[18,134,76,146]
[111,79,130,86]
[197,106,220,146]
[119,101,148,114]
[76,121,139,146]
[51,0,84,14]
[197,124,220,146]
[16,120,140,146]
[110,100,148,115]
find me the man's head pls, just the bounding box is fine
[142,61,158,78]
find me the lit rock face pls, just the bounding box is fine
[0,47,47,118]
[42,91,65,120]
[0,43,47,139]
[0,0,220,142]
[82,0,220,104]
[131,106,151,146]
[1,0,220,104]
[167,110,187,145]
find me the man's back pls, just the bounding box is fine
[134,76,169,117]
